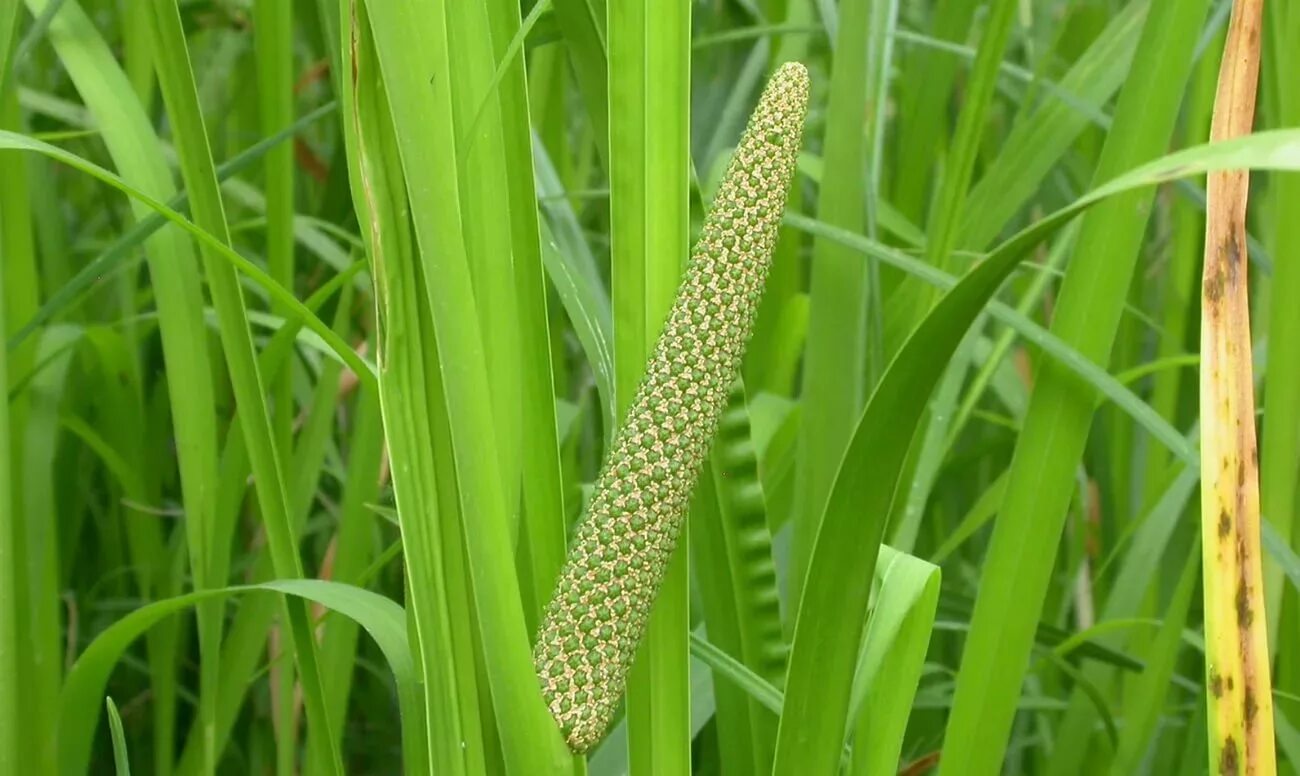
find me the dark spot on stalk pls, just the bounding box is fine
[1220,737,1239,775]
[1211,671,1224,697]
[1236,579,1254,627]
[1228,675,1235,691]
[1219,510,1232,538]
[1201,266,1222,302]
[1237,460,1245,489]
[348,1,360,86]
[1226,237,1242,285]
[1245,686,1257,725]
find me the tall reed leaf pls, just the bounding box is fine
[941,0,1210,770]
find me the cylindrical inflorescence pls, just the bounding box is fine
[533,62,810,753]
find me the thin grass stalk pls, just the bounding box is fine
[251,4,297,772]
[120,0,153,105]
[0,11,17,767]
[888,0,979,225]
[1260,0,1300,690]
[83,325,177,776]
[21,326,75,774]
[252,0,295,460]
[941,0,1211,770]
[551,0,609,168]
[296,285,364,773]
[23,3,226,772]
[957,3,1149,252]
[445,0,523,551]
[607,0,692,770]
[314,382,384,729]
[891,0,1017,342]
[340,5,463,772]
[0,21,34,771]
[145,3,341,772]
[172,269,367,776]
[791,0,871,609]
[483,0,569,642]
[1199,0,1277,771]
[1143,33,1221,518]
[421,316,490,774]
[6,16,73,775]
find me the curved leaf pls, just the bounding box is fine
[847,546,941,776]
[0,130,373,384]
[6,102,338,352]
[58,580,416,776]
[773,128,1300,773]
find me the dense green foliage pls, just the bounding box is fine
[2,1,1300,775]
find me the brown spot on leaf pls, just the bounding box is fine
[1245,686,1257,725]
[1219,510,1232,538]
[1237,459,1246,489]
[1236,580,1254,627]
[1211,672,1224,697]
[1228,675,1235,691]
[1220,737,1239,775]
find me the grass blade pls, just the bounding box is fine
[20,2,223,770]
[58,580,418,776]
[106,697,131,776]
[776,124,1300,776]
[847,547,941,776]
[145,4,341,770]
[940,0,1211,769]
[1260,0,1300,697]
[339,5,466,771]
[791,0,872,609]
[353,0,573,770]
[691,382,785,773]
[610,0,693,765]
[1198,0,1276,770]
[0,50,16,774]
[1107,548,1199,775]
[484,0,569,639]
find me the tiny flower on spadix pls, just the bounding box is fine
[532,61,811,753]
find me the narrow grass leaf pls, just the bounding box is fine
[106,698,131,776]
[58,581,417,776]
[792,0,873,609]
[941,0,1211,769]
[354,1,572,770]
[607,0,692,768]
[776,124,1300,776]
